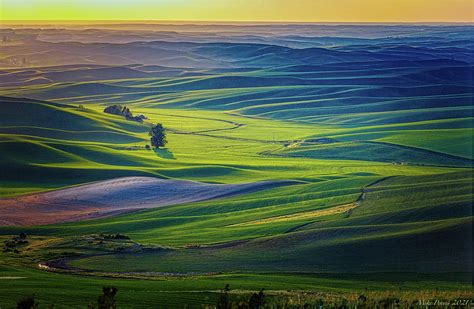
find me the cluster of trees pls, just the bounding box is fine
[102,105,167,149]
[103,105,147,123]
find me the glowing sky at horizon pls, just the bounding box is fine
[0,0,472,22]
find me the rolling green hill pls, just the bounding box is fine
[0,24,473,308]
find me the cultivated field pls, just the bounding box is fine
[0,24,472,307]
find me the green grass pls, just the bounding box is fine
[53,171,470,275]
[1,261,470,309]
[0,60,473,307]
[271,140,473,167]
[1,96,460,196]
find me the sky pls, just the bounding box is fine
[0,0,473,22]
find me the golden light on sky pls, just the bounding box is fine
[0,0,473,22]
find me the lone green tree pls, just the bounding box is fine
[149,123,167,148]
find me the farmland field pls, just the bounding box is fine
[0,23,473,308]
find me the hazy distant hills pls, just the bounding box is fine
[1,24,473,69]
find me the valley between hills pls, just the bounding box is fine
[0,23,472,307]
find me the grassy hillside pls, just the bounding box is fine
[10,171,469,275]
[0,172,471,307]
[0,24,472,307]
[3,95,461,198]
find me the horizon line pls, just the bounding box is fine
[1,20,474,25]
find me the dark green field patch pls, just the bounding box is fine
[272,141,473,167]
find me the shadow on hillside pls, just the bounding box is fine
[154,148,176,160]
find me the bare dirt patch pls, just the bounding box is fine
[0,177,298,226]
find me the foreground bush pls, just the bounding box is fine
[16,295,38,309]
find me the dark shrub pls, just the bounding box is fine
[217,284,231,309]
[16,295,38,309]
[98,286,118,309]
[248,289,265,309]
